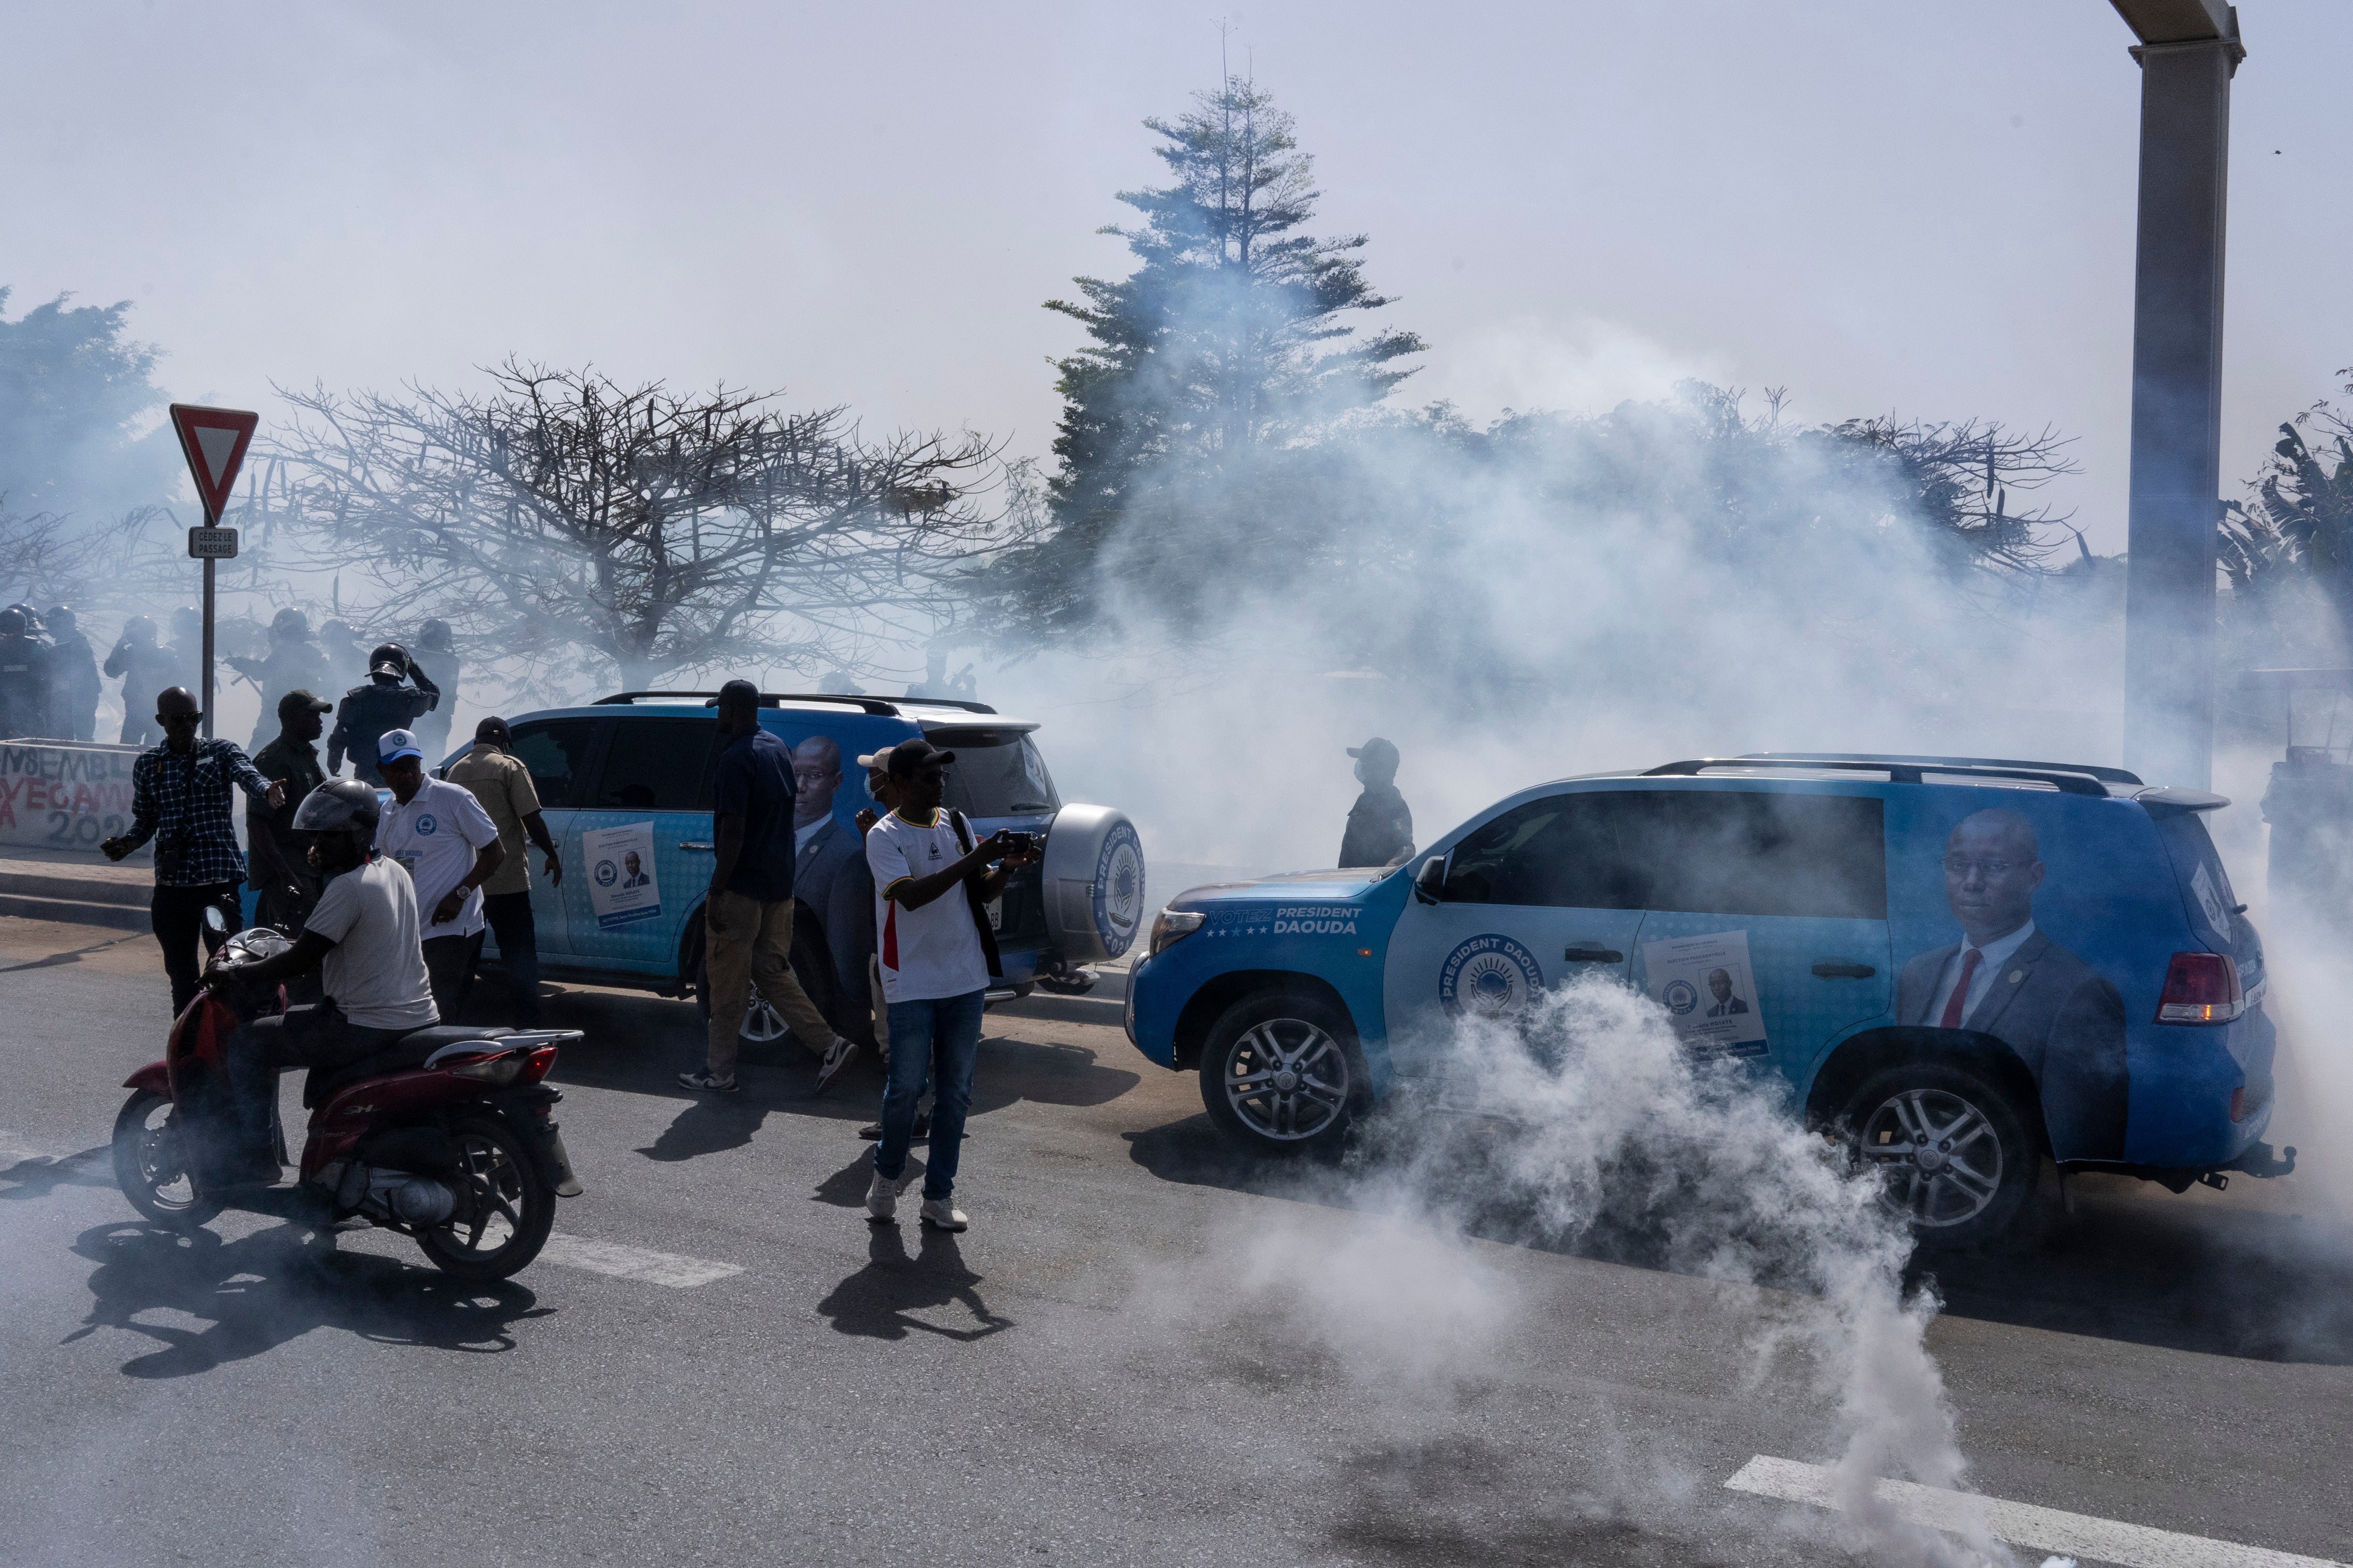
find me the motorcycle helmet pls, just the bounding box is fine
[367,641,410,679]
[293,777,384,835]
[271,607,310,639]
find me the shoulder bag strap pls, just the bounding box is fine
[948,810,1004,980]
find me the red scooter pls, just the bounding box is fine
[111,916,582,1280]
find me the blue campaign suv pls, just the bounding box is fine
[434,691,1145,1048]
[1125,752,2290,1242]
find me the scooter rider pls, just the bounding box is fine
[212,778,440,1184]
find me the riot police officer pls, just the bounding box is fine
[45,604,101,741]
[412,619,461,759]
[0,606,52,740]
[327,641,440,785]
[165,605,204,696]
[318,618,365,689]
[231,607,330,750]
[104,616,178,745]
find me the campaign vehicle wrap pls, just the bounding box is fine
[1127,762,2281,1211]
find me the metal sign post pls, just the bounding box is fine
[167,405,260,741]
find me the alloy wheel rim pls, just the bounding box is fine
[136,1103,201,1212]
[437,1131,526,1258]
[740,984,788,1043]
[1223,1019,1349,1141]
[1856,1087,2004,1228]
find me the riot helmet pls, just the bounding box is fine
[121,615,158,648]
[417,619,452,652]
[270,607,310,639]
[0,608,25,638]
[47,605,76,634]
[367,642,410,680]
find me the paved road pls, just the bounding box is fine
[3,911,2349,1567]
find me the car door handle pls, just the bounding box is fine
[678,841,714,851]
[1563,945,1623,963]
[1811,961,1876,979]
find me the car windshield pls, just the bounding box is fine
[930,730,1058,817]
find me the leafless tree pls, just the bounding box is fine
[1820,415,2082,575]
[0,502,160,609]
[255,361,1028,690]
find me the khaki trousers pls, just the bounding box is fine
[704,890,833,1078]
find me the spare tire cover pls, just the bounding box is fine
[1040,804,1146,963]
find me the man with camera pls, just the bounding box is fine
[862,738,1039,1233]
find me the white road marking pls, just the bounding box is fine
[1725,1455,2346,1568]
[537,1233,743,1289]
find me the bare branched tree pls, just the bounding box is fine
[0,502,159,608]
[1819,416,2082,575]
[256,361,1028,690]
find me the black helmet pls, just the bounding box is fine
[367,641,409,679]
[292,777,383,835]
[47,604,76,633]
[0,608,24,638]
[271,607,310,638]
[122,614,158,646]
[417,618,451,651]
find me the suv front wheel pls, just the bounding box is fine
[1199,993,1362,1156]
[1841,1060,2036,1248]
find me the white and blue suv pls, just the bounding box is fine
[441,691,1144,1047]
[1125,753,2290,1244]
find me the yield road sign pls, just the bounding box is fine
[167,403,259,524]
[187,527,240,559]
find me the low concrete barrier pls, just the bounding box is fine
[0,741,145,856]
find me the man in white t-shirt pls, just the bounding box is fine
[214,777,439,1184]
[375,727,505,1022]
[863,738,1038,1231]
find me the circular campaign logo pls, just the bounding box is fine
[594,859,618,887]
[1094,822,1145,957]
[1439,934,1544,1019]
[1663,979,1700,1016]
[414,813,437,836]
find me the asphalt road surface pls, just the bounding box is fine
[3,910,2349,1567]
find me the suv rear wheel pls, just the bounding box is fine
[1199,993,1362,1156]
[1841,1061,2035,1248]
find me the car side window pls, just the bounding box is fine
[595,717,719,811]
[1636,790,1886,919]
[507,719,598,810]
[1442,794,1649,908]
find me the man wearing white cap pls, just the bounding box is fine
[374,726,505,1019]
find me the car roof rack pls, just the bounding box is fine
[594,690,1001,718]
[1743,750,2142,785]
[594,690,905,717]
[1641,757,2111,797]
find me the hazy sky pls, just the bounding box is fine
[7,1,2349,550]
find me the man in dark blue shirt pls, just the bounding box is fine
[680,680,853,1094]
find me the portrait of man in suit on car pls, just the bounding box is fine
[786,733,876,1044]
[1894,807,2129,1161]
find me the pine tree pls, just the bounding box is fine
[1004,76,1424,637]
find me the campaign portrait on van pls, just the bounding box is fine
[583,820,663,929]
[786,732,877,1044]
[1894,806,2128,1160]
[1644,930,1769,1058]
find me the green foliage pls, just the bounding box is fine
[2221,369,2353,668]
[0,288,179,517]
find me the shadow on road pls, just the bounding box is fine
[1126,1109,2353,1367]
[62,1220,550,1379]
[814,1223,1012,1343]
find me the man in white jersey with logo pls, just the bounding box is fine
[375,727,505,1022]
[863,738,1039,1231]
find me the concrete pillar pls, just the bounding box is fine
[2119,15,2242,789]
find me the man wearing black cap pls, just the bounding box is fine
[1340,736,1414,868]
[680,679,855,1094]
[248,688,334,931]
[862,737,1039,1231]
[447,716,564,1025]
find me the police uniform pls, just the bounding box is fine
[238,636,330,750]
[329,679,435,785]
[0,625,50,740]
[104,638,180,745]
[413,649,462,759]
[47,624,101,742]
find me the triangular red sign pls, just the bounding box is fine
[168,403,260,524]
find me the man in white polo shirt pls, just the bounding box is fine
[863,738,1038,1232]
[375,727,505,1021]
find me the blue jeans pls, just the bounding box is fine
[873,989,984,1200]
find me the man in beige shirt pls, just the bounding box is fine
[446,715,564,1024]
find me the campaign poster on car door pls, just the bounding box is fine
[1643,930,1769,1058]
[584,821,663,929]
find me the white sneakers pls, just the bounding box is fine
[816,1035,859,1091]
[865,1171,969,1231]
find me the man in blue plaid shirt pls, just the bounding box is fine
[103,687,287,1014]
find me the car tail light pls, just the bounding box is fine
[1150,908,1205,957]
[519,1045,558,1085]
[2157,952,2244,1024]
[448,1051,525,1084]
